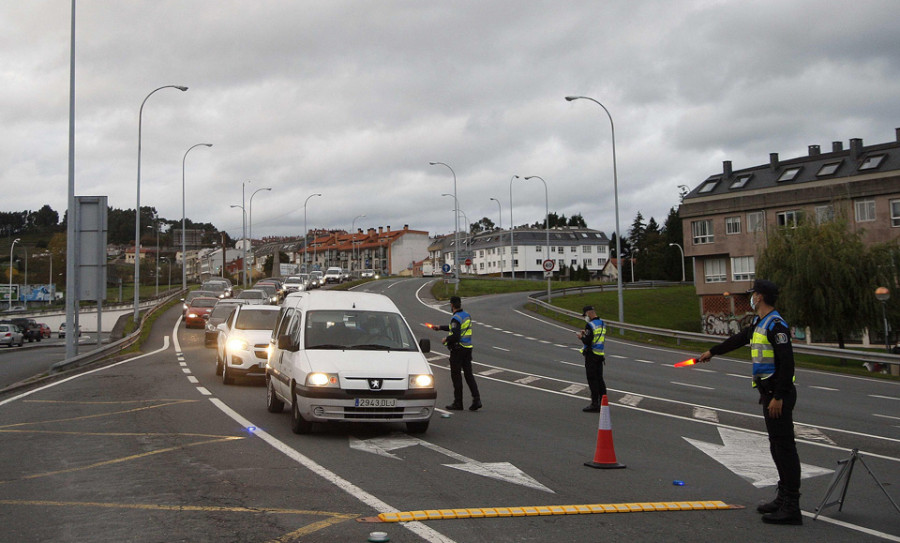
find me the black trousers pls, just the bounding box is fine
[449,347,479,404]
[761,385,801,492]
[584,353,607,405]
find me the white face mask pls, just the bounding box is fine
[750,294,758,311]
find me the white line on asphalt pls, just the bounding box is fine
[558,360,582,368]
[187,376,199,384]
[692,407,719,423]
[633,359,654,364]
[561,384,586,394]
[873,413,900,421]
[512,333,524,337]
[609,354,627,359]
[618,394,644,407]
[196,387,211,396]
[538,340,551,344]
[182,368,191,374]
[208,398,456,543]
[524,336,536,341]
[492,346,510,352]
[727,373,747,378]
[810,386,839,392]
[479,369,503,376]
[554,344,568,348]
[179,362,187,367]
[870,394,900,401]
[800,510,900,542]
[515,376,541,385]
[671,381,714,390]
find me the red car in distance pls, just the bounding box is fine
[184,297,218,329]
[37,323,52,339]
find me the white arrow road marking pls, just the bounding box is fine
[684,427,832,488]
[350,434,554,493]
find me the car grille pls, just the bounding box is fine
[254,344,268,359]
[343,407,405,419]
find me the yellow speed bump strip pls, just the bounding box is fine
[371,501,740,523]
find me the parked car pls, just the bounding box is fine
[37,323,51,339]
[6,318,41,342]
[215,304,280,385]
[265,290,435,434]
[184,296,219,329]
[235,289,269,305]
[0,323,24,347]
[181,290,217,317]
[204,300,247,347]
[58,322,82,338]
[324,267,343,284]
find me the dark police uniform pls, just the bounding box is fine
[436,297,481,411]
[579,306,607,412]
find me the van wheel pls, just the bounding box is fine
[290,391,313,434]
[266,377,284,413]
[406,421,429,434]
[215,353,223,376]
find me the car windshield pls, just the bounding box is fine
[304,310,418,351]
[191,298,218,308]
[237,290,266,299]
[186,291,215,302]
[235,309,279,331]
[209,304,238,320]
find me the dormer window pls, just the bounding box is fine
[817,161,841,177]
[730,174,752,189]
[698,179,719,193]
[859,154,885,171]
[776,167,801,182]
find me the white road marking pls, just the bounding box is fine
[794,425,836,445]
[671,381,714,390]
[554,344,568,348]
[179,362,187,367]
[196,387,211,396]
[873,413,900,421]
[870,394,900,401]
[187,376,199,384]
[561,384,586,394]
[609,354,627,359]
[538,340,551,344]
[618,394,644,407]
[558,360,582,368]
[479,369,503,376]
[515,376,541,385]
[492,346,510,352]
[693,407,719,423]
[182,368,191,374]
[524,336,536,341]
[810,385,839,392]
[633,359,654,364]
[727,373,747,378]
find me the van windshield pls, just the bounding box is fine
[304,310,418,351]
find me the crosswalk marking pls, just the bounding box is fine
[692,407,719,423]
[561,384,586,394]
[515,376,541,385]
[618,394,644,407]
[793,425,836,445]
[479,369,503,376]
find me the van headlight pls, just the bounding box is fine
[306,373,339,387]
[409,374,434,388]
[227,339,249,353]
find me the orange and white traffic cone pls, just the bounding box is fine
[584,395,626,469]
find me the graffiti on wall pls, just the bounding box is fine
[703,313,756,336]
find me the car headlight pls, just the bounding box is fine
[227,339,249,352]
[206,323,216,332]
[188,313,199,319]
[306,373,339,387]
[409,374,434,388]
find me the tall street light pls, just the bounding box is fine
[669,242,685,282]
[181,143,212,291]
[8,238,20,310]
[490,197,503,276]
[230,204,246,287]
[430,162,459,293]
[524,176,551,301]
[875,287,891,353]
[249,186,272,281]
[509,175,520,279]
[352,214,366,274]
[442,193,469,274]
[566,95,624,326]
[303,193,322,273]
[134,84,188,324]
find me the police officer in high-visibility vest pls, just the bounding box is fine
[698,279,802,525]
[577,305,607,413]
[435,296,481,411]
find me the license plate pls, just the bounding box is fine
[354,398,396,408]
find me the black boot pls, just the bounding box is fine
[757,485,785,514]
[468,399,482,411]
[445,403,463,411]
[761,491,802,525]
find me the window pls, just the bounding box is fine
[691,219,714,244]
[570,246,577,252]
[583,245,592,253]
[698,179,719,193]
[815,205,834,224]
[479,263,484,270]
[513,259,518,266]
[747,211,765,233]
[583,259,593,266]
[550,246,556,253]
[512,247,518,254]
[817,161,841,176]
[892,199,900,227]
[855,199,876,222]
[859,154,885,171]
[571,259,578,265]
[704,258,727,283]
[777,167,801,182]
[479,250,484,257]
[725,216,741,235]
[730,174,752,189]
[536,259,542,265]
[731,256,756,282]
[776,210,803,228]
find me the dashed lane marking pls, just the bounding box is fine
[197,387,212,396]
[671,381,714,391]
[554,344,568,348]
[515,376,541,385]
[873,413,900,421]
[561,384,586,394]
[492,346,510,352]
[479,369,503,376]
[634,359,654,364]
[810,386,839,392]
[188,376,199,384]
[608,355,627,359]
[870,394,900,401]
[182,368,191,374]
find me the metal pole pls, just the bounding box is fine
[249,187,272,281]
[155,219,159,297]
[182,143,212,292]
[508,175,519,279]
[303,193,322,273]
[8,239,19,310]
[490,197,502,276]
[669,242,685,282]
[525,176,551,301]
[65,0,77,358]
[352,214,366,274]
[134,84,188,325]
[566,95,624,327]
[430,162,459,293]
[23,247,28,311]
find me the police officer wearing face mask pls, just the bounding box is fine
[576,305,607,412]
[698,279,802,525]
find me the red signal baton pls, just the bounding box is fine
[674,358,698,367]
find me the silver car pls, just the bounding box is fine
[215,304,280,384]
[0,323,24,347]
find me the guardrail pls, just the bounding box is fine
[48,289,186,374]
[529,290,900,369]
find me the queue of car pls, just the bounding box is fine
[181,271,436,434]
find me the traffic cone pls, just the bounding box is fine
[584,395,626,469]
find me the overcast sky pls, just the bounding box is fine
[3,1,899,242]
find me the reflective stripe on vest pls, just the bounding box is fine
[580,318,606,356]
[751,310,784,386]
[451,310,473,348]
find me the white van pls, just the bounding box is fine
[265,290,436,434]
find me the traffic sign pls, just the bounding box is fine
[542,259,555,272]
[442,264,451,273]
[465,258,472,266]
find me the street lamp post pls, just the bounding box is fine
[181,143,212,292]
[22,246,28,311]
[134,84,188,324]
[566,95,624,327]
[524,176,551,301]
[352,214,366,274]
[303,193,322,273]
[490,197,503,276]
[430,162,459,294]
[249,186,272,281]
[8,238,20,310]
[875,287,891,352]
[442,194,470,275]
[230,204,246,287]
[509,175,520,279]
[668,242,685,282]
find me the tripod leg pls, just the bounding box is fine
[856,455,900,515]
[835,452,858,512]
[814,457,851,521]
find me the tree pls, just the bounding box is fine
[567,213,587,228]
[264,251,290,277]
[757,217,886,349]
[470,217,495,234]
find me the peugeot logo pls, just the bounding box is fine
[368,379,383,390]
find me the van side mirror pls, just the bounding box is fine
[418,338,431,354]
[278,334,298,352]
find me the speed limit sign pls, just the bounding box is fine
[542,259,555,272]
